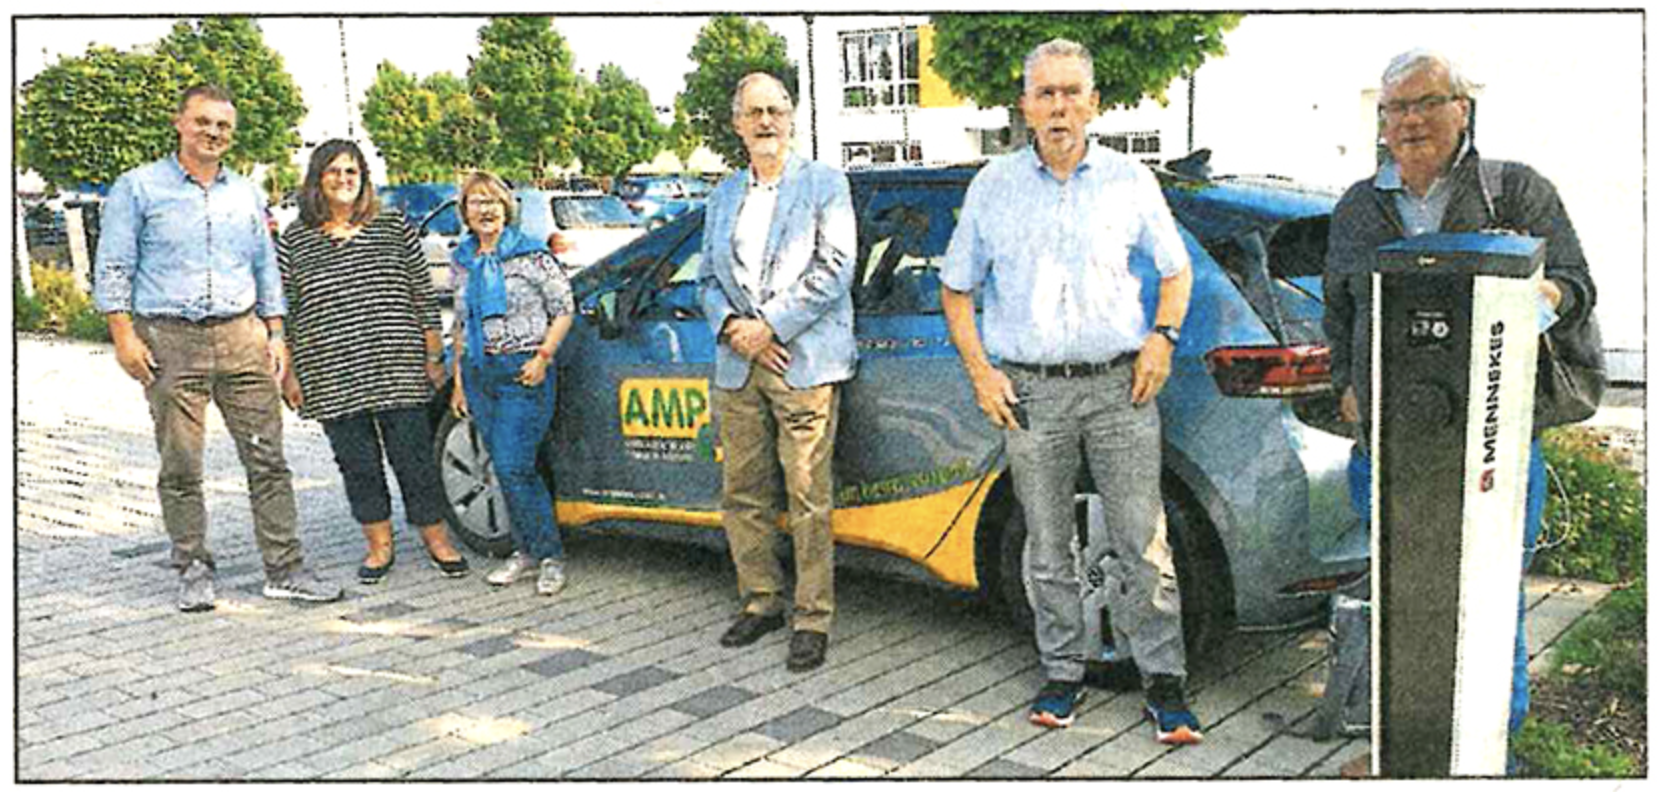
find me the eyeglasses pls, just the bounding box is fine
[1380,93,1460,120]
[742,105,791,122]
[465,197,504,211]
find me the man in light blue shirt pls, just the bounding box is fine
[95,84,340,612]
[941,39,1200,743]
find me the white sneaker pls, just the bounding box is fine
[536,558,566,596]
[485,552,535,587]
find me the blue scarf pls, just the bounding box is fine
[454,225,547,367]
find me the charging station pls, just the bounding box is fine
[1372,232,1543,777]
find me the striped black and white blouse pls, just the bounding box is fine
[277,210,442,423]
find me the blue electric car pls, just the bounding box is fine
[431,154,1366,657]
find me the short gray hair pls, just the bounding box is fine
[730,72,793,119]
[1023,38,1094,94]
[1381,49,1475,97]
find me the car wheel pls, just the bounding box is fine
[433,410,515,558]
[995,485,1231,662]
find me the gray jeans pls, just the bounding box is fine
[137,312,303,577]
[1004,364,1186,683]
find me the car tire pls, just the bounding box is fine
[433,410,515,558]
[995,484,1231,663]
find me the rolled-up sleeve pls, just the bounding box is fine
[250,191,285,318]
[93,175,141,314]
[940,173,990,293]
[1134,166,1190,278]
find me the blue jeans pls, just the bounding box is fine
[1349,440,1546,734]
[462,352,562,561]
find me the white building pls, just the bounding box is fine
[802,13,1643,380]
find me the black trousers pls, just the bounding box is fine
[320,407,445,528]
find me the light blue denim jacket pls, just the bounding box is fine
[94,154,284,320]
[698,154,857,390]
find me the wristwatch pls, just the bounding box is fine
[1153,324,1180,345]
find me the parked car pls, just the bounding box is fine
[415,189,644,302]
[428,156,1366,660]
[617,175,712,228]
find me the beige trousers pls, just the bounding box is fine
[715,366,840,633]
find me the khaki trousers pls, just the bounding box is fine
[137,312,303,577]
[715,366,839,633]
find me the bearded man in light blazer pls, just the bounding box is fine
[697,71,857,673]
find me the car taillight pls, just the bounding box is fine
[1204,344,1333,397]
[549,232,573,255]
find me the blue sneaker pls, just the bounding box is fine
[1145,674,1204,745]
[1029,680,1086,728]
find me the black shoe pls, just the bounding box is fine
[358,550,395,585]
[1083,657,1143,692]
[719,611,786,647]
[786,630,828,672]
[426,549,470,579]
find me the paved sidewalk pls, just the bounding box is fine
[13,335,1611,780]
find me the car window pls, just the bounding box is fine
[554,196,640,229]
[631,224,705,321]
[853,185,963,315]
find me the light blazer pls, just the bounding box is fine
[698,153,858,391]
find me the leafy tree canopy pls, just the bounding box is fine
[577,64,665,180]
[679,15,798,167]
[156,16,307,173]
[18,45,193,189]
[929,13,1240,112]
[469,16,582,183]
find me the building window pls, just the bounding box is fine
[1096,131,1163,163]
[841,28,920,110]
[843,140,924,168]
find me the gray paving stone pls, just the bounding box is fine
[855,729,941,765]
[592,664,682,697]
[967,757,1049,778]
[457,633,520,659]
[757,705,843,743]
[522,647,605,678]
[17,730,105,768]
[669,684,759,720]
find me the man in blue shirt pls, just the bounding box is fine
[95,84,341,612]
[941,40,1201,744]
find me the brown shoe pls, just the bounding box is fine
[1340,752,1372,778]
[786,630,828,672]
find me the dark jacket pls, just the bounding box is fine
[1323,145,1598,443]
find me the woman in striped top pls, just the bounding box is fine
[277,139,469,584]
[449,170,575,596]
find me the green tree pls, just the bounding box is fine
[362,61,444,184]
[427,89,501,178]
[929,13,1241,146]
[679,15,798,167]
[156,16,307,174]
[469,16,583,183]
[666,95,703,166]
[18,45,194,189]
[577,64,665,180]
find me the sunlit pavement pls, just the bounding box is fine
[16,335,1607,780]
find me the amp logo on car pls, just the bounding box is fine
[620,378,710,438]
[618,378,720,464]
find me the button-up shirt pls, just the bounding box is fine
[941,143,1189,364]
[1375,137,1472,237]
[731,175,781,302]
[94,153,284,320]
